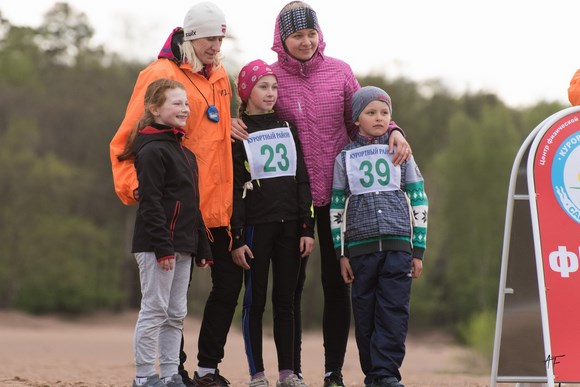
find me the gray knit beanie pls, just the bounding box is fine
[351,86,392,122]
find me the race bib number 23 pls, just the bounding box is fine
[243,127,297,180]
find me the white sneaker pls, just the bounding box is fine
[250,377,269,387]
[133,375,164,387]
[276,374,303,387]
[295,376,309,387]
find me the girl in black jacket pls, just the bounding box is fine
[118,78,211,387]
[232,60,314,387]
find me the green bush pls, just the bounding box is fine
[458,309,496,360]
[13,217,123,314]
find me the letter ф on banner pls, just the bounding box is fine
[549,246,579,278]
[528,109,580,383]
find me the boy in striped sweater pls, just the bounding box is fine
[330,86,428,387]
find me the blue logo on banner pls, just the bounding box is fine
[552,132,580,224]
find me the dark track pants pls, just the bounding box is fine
[294,205,351,374]
[188,227,244,369]
[349,250,412,385]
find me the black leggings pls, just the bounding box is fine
[294,205,351,374]
[242,222,301,375]
[180,227,244,370]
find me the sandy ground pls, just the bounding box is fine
[0,311,497,387]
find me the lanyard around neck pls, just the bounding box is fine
[179,67,220,123]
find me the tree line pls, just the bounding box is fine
[0,3,566,356]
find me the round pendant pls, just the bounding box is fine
[207,105,220,122]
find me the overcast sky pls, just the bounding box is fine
[2,0,579,108]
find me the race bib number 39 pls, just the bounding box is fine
[243,127,297,180]
[345,145,400,195]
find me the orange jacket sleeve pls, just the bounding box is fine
[568,69,580,106]
[110,63,168,205]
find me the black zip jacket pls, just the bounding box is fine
[131,123,211,262]
[231,112,314,249]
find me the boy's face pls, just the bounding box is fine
[355,100,391,137]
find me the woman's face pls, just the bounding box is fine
[192,36,224,65]
[284,28,318,61]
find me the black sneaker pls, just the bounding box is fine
[323,372,345,387]
[179,369,195,387]
[194,370,230,387]
[373,376,404,387]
